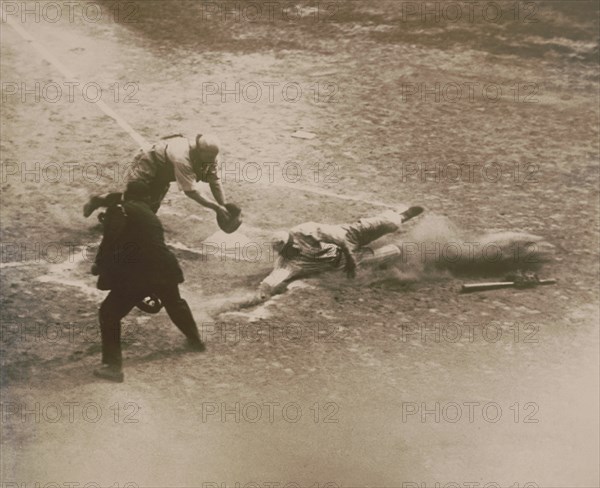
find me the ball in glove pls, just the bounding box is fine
[217,203,243,234]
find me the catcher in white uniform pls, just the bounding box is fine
[259,206,424,298]
[83,133,233,224]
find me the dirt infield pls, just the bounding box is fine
[1,1,599,486]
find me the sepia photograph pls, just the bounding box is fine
[1,0,599,487]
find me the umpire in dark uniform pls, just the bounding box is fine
[92,180,205,382]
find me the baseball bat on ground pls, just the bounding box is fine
[461,278,557,293]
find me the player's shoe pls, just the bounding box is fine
[83,196,101,218]
[400,206,424,223]
[93,364,124,383]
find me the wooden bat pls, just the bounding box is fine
[461,279,557,293]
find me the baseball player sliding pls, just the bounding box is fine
[259,206,424,298]
[83,133,232,222]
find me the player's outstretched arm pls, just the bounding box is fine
[184,190,230,219]
[343,247,357,279]
[208,179,227,207]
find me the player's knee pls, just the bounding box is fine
[99,300,119,326]
[162,296,189,314]
[99,305,110,324]
[380,210,403,228]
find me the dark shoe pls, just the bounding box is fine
[93,364,124,383]
[401,206,424,223]
[186,338,206,352]
[83,196,101,218]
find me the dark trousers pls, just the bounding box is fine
[99,284,201,368]
[95,182,169,213]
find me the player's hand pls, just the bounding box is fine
[216,205,231,221]
[345,259,357,279]
[258,283,272,300]
[343,250,357,279]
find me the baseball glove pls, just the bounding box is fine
[217,203,243,234]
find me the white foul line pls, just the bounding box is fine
[6,18,393,209]
[6,17,149,149]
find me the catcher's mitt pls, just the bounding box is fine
[217,203,243,234]
[135,295,163,314]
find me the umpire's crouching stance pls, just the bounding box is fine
[92,181,205,382]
